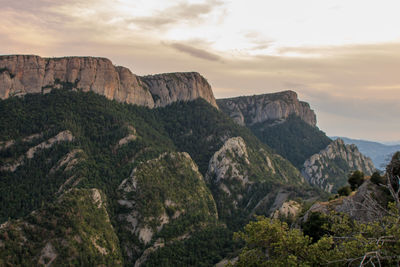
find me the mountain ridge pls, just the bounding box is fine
[331,136,400,170]
[0,55,218,109]
[302,138,375,192]
[217,90,317,127]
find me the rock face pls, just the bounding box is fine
[206,137,251,187]
[205,136,306,221]
[304,180,390,223]
[302,139,375,192]
[0,55,218,108]
[217,90,316,127]
[271,200,301,219]
[141,72,218,108]
[0,130,74,172]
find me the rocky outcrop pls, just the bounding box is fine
[304,180,390,223]
[302,139,375,192]
[206,137,251,187]
[117,152,217,262]
[0,130,74,172]
[0,55,154,106]
[140,72,218,109]
[217,90,316,127]
[0,55,218,108]
[271,200,301,219]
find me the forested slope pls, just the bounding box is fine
[0,89,321,265]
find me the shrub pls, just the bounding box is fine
[348,170,365,191]
[337,186,351,196]
[370,171,385,185]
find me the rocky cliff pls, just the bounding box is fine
[217,90,316,127]
[301,138,375,192]
[141,72,218,108]
[303,179,390,223]
[0,55,217,108]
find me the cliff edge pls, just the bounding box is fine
[217,90,316,127]
[0,55,218,109]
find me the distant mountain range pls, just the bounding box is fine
[331,137,400,170]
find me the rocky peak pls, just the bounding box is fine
[140,72,218,109]
[217,90,316,127]
[0,55,218,109]
[302,138,376,192]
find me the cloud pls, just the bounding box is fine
[127,0,225,30]
[168,42,222,61]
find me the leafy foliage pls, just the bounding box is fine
[234,209,400,266]
[370,171,385,185]
[348,170,365,191]
[337,185,352,196]
[145,226,240,267]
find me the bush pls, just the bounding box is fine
[302,212,332,242]
[337,186,351,196]
[348,170,365,191]
[370,171,385,185]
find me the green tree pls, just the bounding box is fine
[348,170,365,191]
[370,171,385,185]
[233,207,400,266]
[337,185,352,196]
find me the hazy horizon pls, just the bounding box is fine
[1,0,399,142]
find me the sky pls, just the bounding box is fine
[0,0,399,142]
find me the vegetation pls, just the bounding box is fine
[0,189,123,266]
[348,170,365,191]
[337,185,352,196]
[249,116,331,169]
[0,89,174,222]
[145,226,240,267]
[233,208,400,266]
[0,89,316,265]
[370,171,385,185]
[233,152,400,266]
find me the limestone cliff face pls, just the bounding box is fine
[140,72,218,108]
[217,90,316,127]
[0,55,218,108]
[0,55,154,107]
[301,138,375,192]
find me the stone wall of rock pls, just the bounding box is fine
[140,72,218,108]
[0,55,218,109]
[217,90,316,127]
[301,138,375,192]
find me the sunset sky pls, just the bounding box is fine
[1,0,399,142]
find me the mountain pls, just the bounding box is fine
[331,136,400,170]
[218,92,377,193]
[217,91,332,168]
[217,90,316,127]
[301,138,375,192]
[0,55,217,109]
[0,83,318,265]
